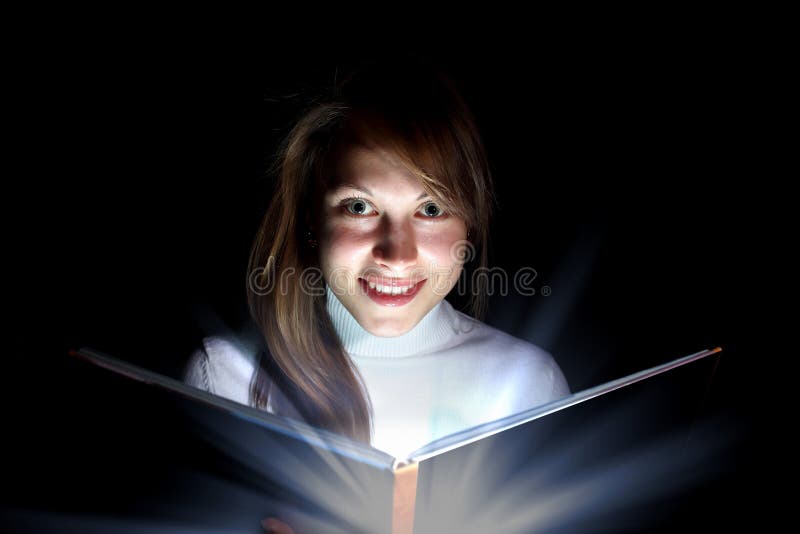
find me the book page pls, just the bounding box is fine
[405,347,721,463]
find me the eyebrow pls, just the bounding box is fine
[333,182,430,201]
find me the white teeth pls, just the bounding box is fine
[369,282,414,295]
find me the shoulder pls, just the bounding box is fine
[449,306,571,403]
[182,336,260,405]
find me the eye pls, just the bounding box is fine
[343,197,376,216]
[419,201,446,218]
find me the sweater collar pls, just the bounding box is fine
[325,284,457,358]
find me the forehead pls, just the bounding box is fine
[330,145,419,191]
[335,145,403,175]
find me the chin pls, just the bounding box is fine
[361,317,415,338]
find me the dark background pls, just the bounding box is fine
[8,28,773,531]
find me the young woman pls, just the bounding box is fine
[184,58,570,462]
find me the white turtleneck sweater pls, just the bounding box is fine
[184,286,570,460]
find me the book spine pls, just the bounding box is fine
[392,463,419,534]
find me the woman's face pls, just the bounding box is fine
[318,145,468,337]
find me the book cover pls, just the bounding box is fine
[67,346,722,533]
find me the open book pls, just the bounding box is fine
[70,346,722,533]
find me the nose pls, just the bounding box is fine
[372,218,418,272]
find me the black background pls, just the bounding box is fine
[8,23,774,531]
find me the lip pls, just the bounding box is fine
[358,277,426,307]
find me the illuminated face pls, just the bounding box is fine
[318,145,468,337]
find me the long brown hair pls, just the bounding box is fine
[247,59,497,444]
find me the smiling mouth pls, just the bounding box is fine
[357,277,426,306]
[361,277,424,295]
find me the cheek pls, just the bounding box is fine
[418,228,468,294]
[420,226,468,267]
[320,226,371,269]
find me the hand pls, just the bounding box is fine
[261,517,295,534]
